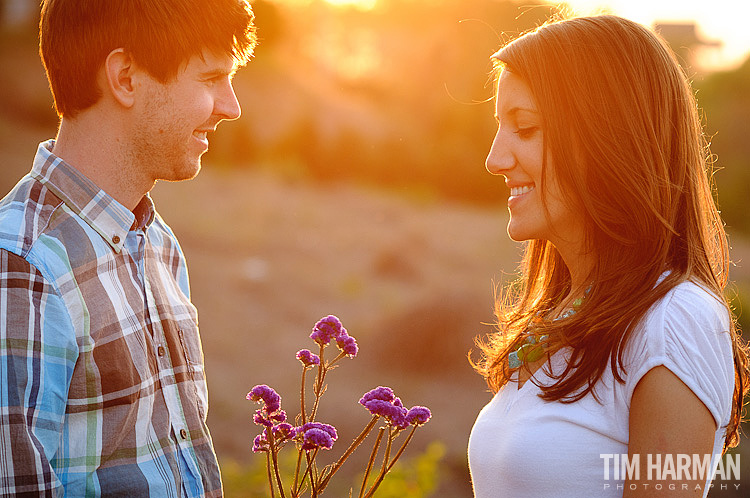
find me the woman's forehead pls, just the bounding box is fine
[495,70,538,115]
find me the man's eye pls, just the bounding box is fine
[204,76,225,86]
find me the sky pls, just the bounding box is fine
[532,0,750,70]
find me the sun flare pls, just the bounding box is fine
[323,0,377,10]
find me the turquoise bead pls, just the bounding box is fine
[507,288,589,368]
[509,350,521,369]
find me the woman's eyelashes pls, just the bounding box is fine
[515,126,540,139]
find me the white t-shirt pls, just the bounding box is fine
[468,280,734,497]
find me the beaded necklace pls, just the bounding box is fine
[508,295,584,369]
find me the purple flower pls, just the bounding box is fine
[273,423,297,439]
[301,428,335,451]
[253,409,273,427]
[252,434,269,453]
[247,385,281,413]
[310,315,344,345]
[296,349,321,367]
[362,399,399,419]
[252,422,296,453]
[359,388,415,428]
[359,386,395,406]
[301,422,338,441]
[270,410,287,423]
[406,406,432,426]
[335,330,359,357]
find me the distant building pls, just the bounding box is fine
[653,22,722,72]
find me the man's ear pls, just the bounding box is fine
[103,48,137,108]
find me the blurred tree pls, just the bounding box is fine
[696,56,750,235]
[0,25,57,128]
[226,0,557,206]
[251,0,284,52]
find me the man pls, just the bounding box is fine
[0,1,256,495]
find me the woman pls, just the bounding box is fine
[468,15,749,497]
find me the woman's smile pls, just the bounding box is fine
[508,184,535,206]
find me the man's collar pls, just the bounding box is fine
[31,140,155,253]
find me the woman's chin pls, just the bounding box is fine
[506,222,532,243]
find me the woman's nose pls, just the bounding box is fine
[485,131,515,175]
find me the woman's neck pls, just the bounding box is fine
[553,239,595,308]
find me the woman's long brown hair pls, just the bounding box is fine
[473,15,749,450]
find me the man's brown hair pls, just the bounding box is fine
[39,0,257,117]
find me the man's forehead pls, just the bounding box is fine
[190,50,237,73]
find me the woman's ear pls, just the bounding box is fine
[103,48,136,108]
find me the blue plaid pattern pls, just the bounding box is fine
[0,141,222,496]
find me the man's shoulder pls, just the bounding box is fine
[0,173,92,284]
[0,174,64,257]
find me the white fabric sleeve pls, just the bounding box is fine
[623,283,734,429]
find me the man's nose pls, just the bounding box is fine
[215,81,241,121]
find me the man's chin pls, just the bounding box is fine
[159,162,202,183]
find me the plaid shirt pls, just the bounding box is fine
[0,141,222,497]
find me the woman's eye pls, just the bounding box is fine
[516,127,539,139]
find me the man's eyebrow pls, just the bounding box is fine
[199,67,237,79]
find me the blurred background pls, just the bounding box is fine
[1,0,748,496]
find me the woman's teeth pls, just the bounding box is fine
[510,185,535,197]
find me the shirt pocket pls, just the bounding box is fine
[178,321,204,368]
[176,319,208,421]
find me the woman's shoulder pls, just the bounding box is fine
[622,278,734,426]
[646,278,730,331]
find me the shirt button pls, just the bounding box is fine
[157,345,165,357]
[112,235,121,244]
[180,429,188,439]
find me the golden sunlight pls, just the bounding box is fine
[322,0,378,10]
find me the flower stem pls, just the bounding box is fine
[326,350,347,368]
[310,344,326,421]
[307,450,319,497]
[358,427,385,498]
[266,452,276,498]
[300,367,308,425]
[291,448,304,496]
[363,428,395,498]
[294,451,314,497]
[385,425,417,474]
[268,432,287,498]
[318,415,379,492]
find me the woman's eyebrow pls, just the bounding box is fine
[507,106,539,116]
[495,107,539,121]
